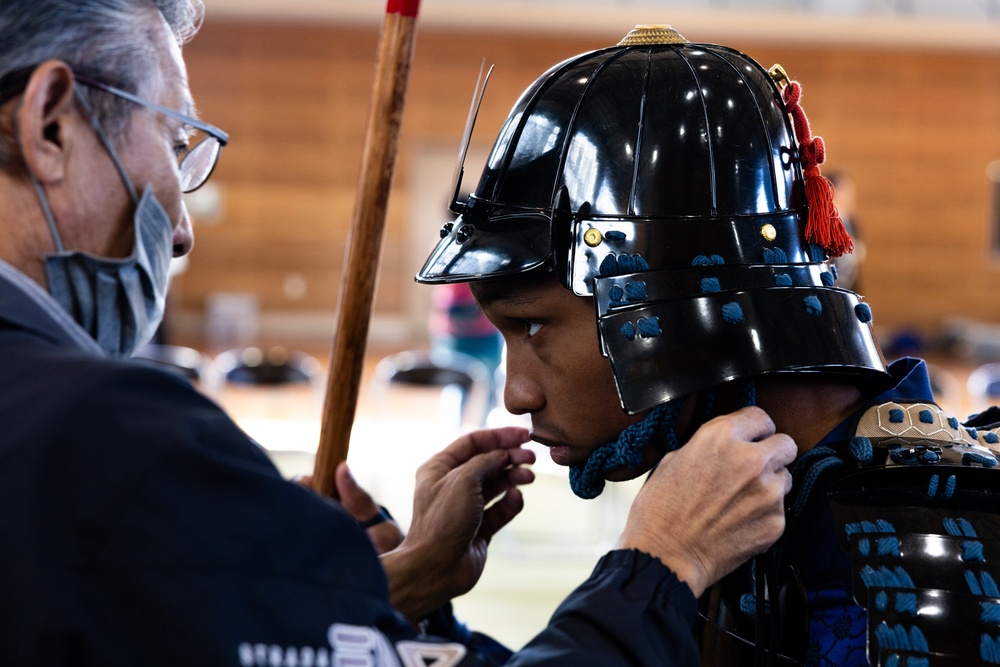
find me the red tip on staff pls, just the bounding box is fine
[386,0,420,18]
[312,0,421,498]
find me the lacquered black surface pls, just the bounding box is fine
[477,44,797,220]
[848,533,1000,603]
[599,286,885,413]
[416,36,889,405]
[828,462,1000,665]
[867,588,1000,665]
[417,208,551,283]
[418,41,803,292]
[829,466,1000,552]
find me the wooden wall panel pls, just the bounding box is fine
[171,19,1000,347]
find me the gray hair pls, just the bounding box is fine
[0,0,204,166]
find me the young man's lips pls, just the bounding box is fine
[530,432,575,466]
[529,432,562,449]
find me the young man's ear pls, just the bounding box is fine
[15,60,78,184]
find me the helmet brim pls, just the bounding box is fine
[416,212,551,284]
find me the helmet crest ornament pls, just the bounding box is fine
[617,24,688,46]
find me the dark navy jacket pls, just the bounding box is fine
[0,263,700,666]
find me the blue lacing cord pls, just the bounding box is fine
[964,451,997,467]
[884,655,930,667]
[983,604,1000,667]
[600,252,649,276]
[983,634,1000,663]
[877,535,900,557]
[883,653,931,667]
[849,436,873,464]
[927,474,958,498]
[790,437,879,521]
[875,623,930,653]
[861,565,915,590]
[941,516,1000,623]
[692,254,725,266]
[788,446,843,517]
[568,398,685,499]
[967,571,1000,597]
[984,602,1000,625]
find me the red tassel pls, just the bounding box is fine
[803,166,853,258]
[782,82,854,259]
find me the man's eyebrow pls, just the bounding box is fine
[471,284,536,308]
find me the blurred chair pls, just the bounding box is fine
[373,349,491,430]
[967,362,1000,415]
[214,346,321,386]
[212,346,324,476]
[132,342,212,385]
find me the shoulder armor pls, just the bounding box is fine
[828,401,1000,665]
[853,401,999,467]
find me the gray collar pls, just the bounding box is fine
[0,258,104,356]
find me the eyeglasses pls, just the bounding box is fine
[0,66,228,193]
[73,73,228,193]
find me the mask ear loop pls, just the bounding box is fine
[12,100,65,254]
[72,84,139,204]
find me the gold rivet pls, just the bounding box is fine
[584,228,603,247]
[760,224,777,242]
[618,25,688,47]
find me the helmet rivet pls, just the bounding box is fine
[456,224,475,243]
[584,228,603,247]
[440,222,454,239]
[760,224,777,243]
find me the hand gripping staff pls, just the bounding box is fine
[312,0,421,498]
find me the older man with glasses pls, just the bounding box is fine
[0,1,798,666]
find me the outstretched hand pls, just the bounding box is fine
[617,406,796,597]
[380,426,535,622]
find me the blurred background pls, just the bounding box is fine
[156,0,1000,650]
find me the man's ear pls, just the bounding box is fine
[15,60,78,184]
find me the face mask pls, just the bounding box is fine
[21,85,176,358]
[43,186,174,358]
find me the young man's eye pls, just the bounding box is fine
[523,320,544,337]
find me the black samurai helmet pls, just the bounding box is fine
[418,25,887,414]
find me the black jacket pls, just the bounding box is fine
[0,266,702,666]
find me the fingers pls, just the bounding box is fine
[481,463,535,505]
[761,432,798,470]
[712,405,776,443]
[291,473,315,491]
[334,462,381,521]
[335,463,405,554]
[478,487,526,543]
[432,427,531,469]
[446,447,535,494]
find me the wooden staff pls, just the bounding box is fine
[312,0,421,498]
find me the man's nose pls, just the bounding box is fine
[502,348,544,415]
[172,203,194,257]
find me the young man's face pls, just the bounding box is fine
[472,271,666,481]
